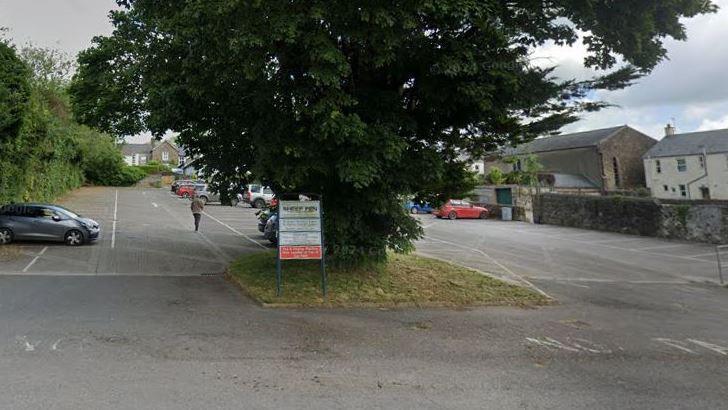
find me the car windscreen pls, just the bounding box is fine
[51,206,79,218]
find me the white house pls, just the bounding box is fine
[643,126,728,200]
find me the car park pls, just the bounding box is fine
[0,203,100,246]
[244,184,275,208]
[434,200,489,220]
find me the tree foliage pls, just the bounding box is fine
[0,42,144,204]
[70,0,715,264]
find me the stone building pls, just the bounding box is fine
[121,139,181,166]
[484,125,657,191]
[643,126,728,200]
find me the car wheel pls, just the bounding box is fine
[65,229,84,246]
[0,228,13,245]
[410,207,419,214]
[254,198,265,209]
[200,196,208,204]
[448,211,457,220]
[231,199,239,207]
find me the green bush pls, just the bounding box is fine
[111,166,147,186]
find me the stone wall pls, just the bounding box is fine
[535,193,728,244]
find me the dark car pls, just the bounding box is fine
[0,203,100,246]
[405,200,434,214]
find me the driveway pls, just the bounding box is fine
[0,187,269,276]
[1,187,727,409]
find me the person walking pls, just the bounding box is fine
[190,191,205,232]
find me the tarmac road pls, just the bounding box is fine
[0,187,726,409]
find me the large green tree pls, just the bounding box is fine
[70,0,715,264]
[0,40,31,140]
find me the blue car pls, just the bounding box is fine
[405,201,434,214]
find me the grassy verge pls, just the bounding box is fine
[226,251,550,308]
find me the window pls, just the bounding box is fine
[612,157,621,187]
[677,158,687,172]
[699,156,705,169]
[663,185,669,192]
[513,160,522,172]
[679,184,687,197]
[131,154,138,166]
[655,160,662,174]
[700,186,711,200]
[162,151,169,162]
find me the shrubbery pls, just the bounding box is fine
[0,41,143,203]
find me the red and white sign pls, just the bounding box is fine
[280,245,323,260]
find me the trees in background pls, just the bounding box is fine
[0,39,145,204]
[70,0,715,265]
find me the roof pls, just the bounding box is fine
[549,173,599,189]
[644,128,728,158]
[152,139,179,152]
[505,125,628,155]
[121,143,152,156]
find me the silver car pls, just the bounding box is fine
[195,186,239,206]
[0,203,100,246]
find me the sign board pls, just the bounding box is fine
[279,218,321,232]
[276,199,326,296]
[278,200,322,261]
[279,201,321,219]
[279,245,323,260]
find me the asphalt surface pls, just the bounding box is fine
[1,187,727,409]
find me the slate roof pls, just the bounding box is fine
[644,128,728,158]
[120,143,152,156]
[504,125,628,155]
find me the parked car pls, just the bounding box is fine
[0,203,100,246]
[244,184,275,208]
[172,179,204,193]
[177,184,206,198]
[405,200,434,214]
[434,200,489,220]
[263,213,278,244]
[195,185,239,206]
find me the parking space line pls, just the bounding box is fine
[111,190,118,249]
[637,244,691,251]
[423,236,552,299]
[22,246,48,273]
[202,211,267,249]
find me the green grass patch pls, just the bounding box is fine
[227,251,550,308]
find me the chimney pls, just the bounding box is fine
[664,123,676,137]
[150,137,157,150]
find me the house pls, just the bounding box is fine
[643,125,728,200]
[121,144,151,166]
[484,125,657,191]
[121,139,180,166]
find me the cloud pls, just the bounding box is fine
[545,0,728,135]
[697,114,728,131]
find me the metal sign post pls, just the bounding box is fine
[276,198,326,296]
[717,245,727,285]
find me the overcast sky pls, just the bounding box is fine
[2,0,727,142]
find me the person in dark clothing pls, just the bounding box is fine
[190,192,205,232]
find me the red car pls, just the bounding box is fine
[177,184,204,198]
[435,200,489,220]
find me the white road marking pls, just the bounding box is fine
[51,338,63,351]
[688,339,728,355]
[203,211,267,249]
[424,236,551,299]
[18,336,37,352]
[151,202,159,208]
[112,190,119,249]
[22,246,48,273]
[637,244,690,251]
[654,338,697,354]
[687,252,724,259]
[526,337,580,352]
